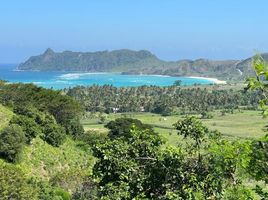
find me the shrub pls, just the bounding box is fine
[0,124,26,162]
[79,131,108,146]
[42,123,66,147]
[10,115,42,143]
[201,112,213,119]
[30,179,71,200]
[65,118,84,139]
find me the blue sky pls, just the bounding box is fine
[0,0,268,63]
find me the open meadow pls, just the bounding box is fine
[81,110,268,146]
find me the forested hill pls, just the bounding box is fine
[18,48,268,80]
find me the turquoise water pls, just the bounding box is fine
[0,64,214,89]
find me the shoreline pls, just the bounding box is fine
[8,67,227,85]
[187,76,227,84]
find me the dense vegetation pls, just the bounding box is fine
[66,85,261,115]
[18,48,268,80]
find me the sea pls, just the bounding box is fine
[0,64,214,89]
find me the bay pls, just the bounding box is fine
[0,64,214,89]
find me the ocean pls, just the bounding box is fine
[0,64,214,89]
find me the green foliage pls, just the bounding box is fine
[208,137,252,182]
[200,111,213,119]
[0,160,38,200]
[79,130,108,146]
[246,54,268,117]
[42,122,66,147]
[173,116,209,148]
[54,188,71,200]
[92,126,166,199]
[0,124,26,162]
[10,115,42,143]
[0,104,13,131]
[105,117,153,139]
[29,178,71,200]
[247,134,268,183]
[223,184,254,200]
[254,185,268,200]
[0,83,84,138]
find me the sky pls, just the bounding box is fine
[1,0,268,63]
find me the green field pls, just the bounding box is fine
[81,110,268,146]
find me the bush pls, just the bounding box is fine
[200,112,213,119]
[10,115,42,143]
[0,124,26,162]
[29,178,71,200]
[79,131,108,146]
[65,118,84,139]
[42,123,66,147]
[72,178,98,200]
[247,134,268,183]
[173,116,209,148]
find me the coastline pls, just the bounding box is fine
[187,76,227,84]
[5,66,228,85]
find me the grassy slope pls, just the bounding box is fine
[0,104,13,130]
[19,137,94,180]
[0,104,94,191]
[81,110,268,146]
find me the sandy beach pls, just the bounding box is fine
[188,76,227,84]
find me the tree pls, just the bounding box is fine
[105,118,153,139]
[0,124,26,162]
[41,116,66,147]
[173,116,209,149]
[10,115,42,143]
[173,80,182,86]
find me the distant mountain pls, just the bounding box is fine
[18,48,162,72]
[18,48,268,80]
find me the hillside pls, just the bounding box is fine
[0,83,96,199]
[18,48,260,80]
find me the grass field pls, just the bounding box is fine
[81,110,268,146]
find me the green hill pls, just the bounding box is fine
[0,83,95,199]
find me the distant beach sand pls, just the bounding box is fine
[188,76,227,84]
